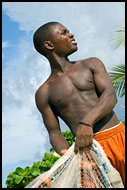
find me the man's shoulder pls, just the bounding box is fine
[35,82,50,113]
[36,80,49,95]
[35,82,49,103]
[79,57,104,70]
[80,57,103,65]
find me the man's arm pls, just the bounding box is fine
[75,57,117,153]
[81,57,117,125]
[35,86,69,155]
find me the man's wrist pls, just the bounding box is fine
[79,121,93,128]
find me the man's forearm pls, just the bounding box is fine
[49,132,69,155]
[81,93,117,125]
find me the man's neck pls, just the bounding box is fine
[48,54,71,74]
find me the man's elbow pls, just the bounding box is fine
[111,91,117,107]
[115,95,118,104]
[105,90,117,109]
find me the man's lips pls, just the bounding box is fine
[71,39,77,45]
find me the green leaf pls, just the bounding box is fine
[62,130,75,146]
[15,176,23,184]
[22,166,31,177]
[6,179,13,186]
[12,173,18,179]
[50,147,54,153]
[15,167,24,175]
[109,64,125,98]
[41,160,53,170]
[52,151,60,158]
[9,171,13,176]
[24,166,30,173]
[43,152,52,161]
[33,161,42,169]
[45,160,53,167]
[31,168,41,176]
[6,175,13,181]
[109,25,125,49]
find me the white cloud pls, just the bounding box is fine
[2,104,47,165]
[2,2,124,34]
[2,41,12,58]
[2,38,51,165]
[75,34,125,71]
[2,2,125,70]
[2,41,11,48]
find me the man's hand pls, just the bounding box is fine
[74,124,93,154]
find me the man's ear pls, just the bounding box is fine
[44,41,54,50]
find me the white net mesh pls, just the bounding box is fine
[25,139,124,188]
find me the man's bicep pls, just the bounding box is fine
[35,89,61,134]
[41,105,61,134]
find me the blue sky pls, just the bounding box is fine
[2,2,125,187]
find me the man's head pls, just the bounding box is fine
[33,22,59,57]
[33,22,78,58]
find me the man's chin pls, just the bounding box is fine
[68,46,78,56]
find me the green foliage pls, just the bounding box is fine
[109,64,125,98]
[109,22,125,99]
[5,152,61,188]
[109,25,125,50]
[6,131,75,188]
[62,130,75,146]
[6,167,34,188]
[121,120,125,125]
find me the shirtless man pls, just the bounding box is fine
[33,22,125,185]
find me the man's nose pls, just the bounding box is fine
[69,33,74,38]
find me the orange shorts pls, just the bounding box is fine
[94,122,125,186]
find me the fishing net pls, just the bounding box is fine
[25,139,124,188]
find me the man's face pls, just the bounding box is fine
[51,24,78,56]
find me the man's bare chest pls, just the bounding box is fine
[48,68,95,107]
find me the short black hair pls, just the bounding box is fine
[33,22,60,56]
